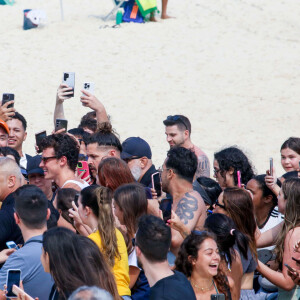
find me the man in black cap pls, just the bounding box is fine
[121,137,158,188]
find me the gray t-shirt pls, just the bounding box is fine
[0,235,53,300]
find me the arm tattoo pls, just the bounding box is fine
[195,155,210,178]
[175,193,198,225]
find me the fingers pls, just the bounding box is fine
[52,128,66,135]
[71,200,78,211]
[81,89,91,97]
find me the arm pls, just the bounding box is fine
[195,155,210,178]
[256,222,283,248]
[256,228,300,290]
[80,90,109,123]
[167,210,191,239]
[171,192,206,255]
[53,84,73,127]
[129,266,140,289]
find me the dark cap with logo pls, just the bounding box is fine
[27,155,44,175]
[121,137,152,160]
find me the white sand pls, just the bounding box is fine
[1,0,300,176]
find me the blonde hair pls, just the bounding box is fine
[274,178,300,264]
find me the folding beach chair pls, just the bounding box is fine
[104,0,127,21]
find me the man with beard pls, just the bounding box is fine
[121,137,157,187]
[86,122,122,181]
[163,115,210,178]
[161,147,206,256]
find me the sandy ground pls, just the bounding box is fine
[0,0,300,176]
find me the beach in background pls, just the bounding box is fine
[1,0,300,176]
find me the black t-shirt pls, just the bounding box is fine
[140,164,157,188]
[0,193,23,251]
[150,271,196,300]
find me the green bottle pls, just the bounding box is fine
[116,10,123,25]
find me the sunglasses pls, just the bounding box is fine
[215,198,226,210]
[41,156,57,163]
[166,115,188,130]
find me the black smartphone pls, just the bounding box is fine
[55,119,68,132]
[74,193,80,206]
[159,198,172,223]
[151,172,162,197]
[2,93,14,108]
[35,130,47,149]
[6,269,21,298]
[211,295,225,300]
[63,72,75,97]
[270,158,273,176]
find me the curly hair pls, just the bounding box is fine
[39,133,79,171]
[166,147,198,183]
[274,178,300,265]
[175,232,231,300]
[214,146,255,186]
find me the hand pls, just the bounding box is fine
[150,188,166,202]
[265,167,278,192]
[56,84,73,103]
[80,90,103,112]
[167,210,184,232]
[287,267,300,286]
[51,128,66,135]
[75,168,92,185]
[0,248,16,264]
[0,101,15,121]
[68,201,83,228]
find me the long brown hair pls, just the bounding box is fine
[114,183,148,254]
[81,185,120,267]
[43,227,121,300]
[98,157,135,191]
[223,187,257,259]
[274,178,300,264]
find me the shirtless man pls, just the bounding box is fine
[161,147,206,256]
[163,115,210,178]
[39,133,88,191]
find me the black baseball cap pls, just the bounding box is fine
[27,155,44,175]
[121,137,152,160]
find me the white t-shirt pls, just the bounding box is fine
[128,248,140,270]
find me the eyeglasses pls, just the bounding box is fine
[158,166,172,173]
[215,198,226,210]
[166,115,188,130]
[41,156,57,163]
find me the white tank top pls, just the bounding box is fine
[61,180,89,190]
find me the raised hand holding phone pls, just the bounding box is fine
[6,269,21,298]
[56,83,74,103]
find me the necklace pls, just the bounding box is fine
[189,278,214,292]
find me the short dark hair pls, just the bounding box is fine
[14,185,48,229]
[78,112,97,133]
[136,215,171,262]
[281,137,300,155]
[166,147,197,183]
[39,134,79,171]
[214,146,255,186]
[163,115,191,133]
[68,128,91,143]
[11,112,27,131]
[0,147,21,165]
[86,122,122,152]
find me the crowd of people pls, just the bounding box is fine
[0,85,299,300]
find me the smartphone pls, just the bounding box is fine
[284,263,295,272]
[12,285,34,300]
[77,161,90,181]
[83,82,95,95]
[6,241,19,250]
[55,119,68,132]
[159,198,172,223]
[62,72,75,97]
[211,295,225,300]
[292,257,300,264]
[6,269,21,298]
[2,93,14,108]
[35,130,47,148]
[270,158,273,176]
[151,172,162,197]
[237,170,241,188]
[74,193,80,206]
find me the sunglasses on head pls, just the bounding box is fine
[166,115,188,130]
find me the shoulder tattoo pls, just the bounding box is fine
[195,155,210,178]
[175,192,198,225]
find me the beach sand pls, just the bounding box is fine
[1,0,300,176]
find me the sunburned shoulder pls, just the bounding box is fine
[191,144,208,158]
